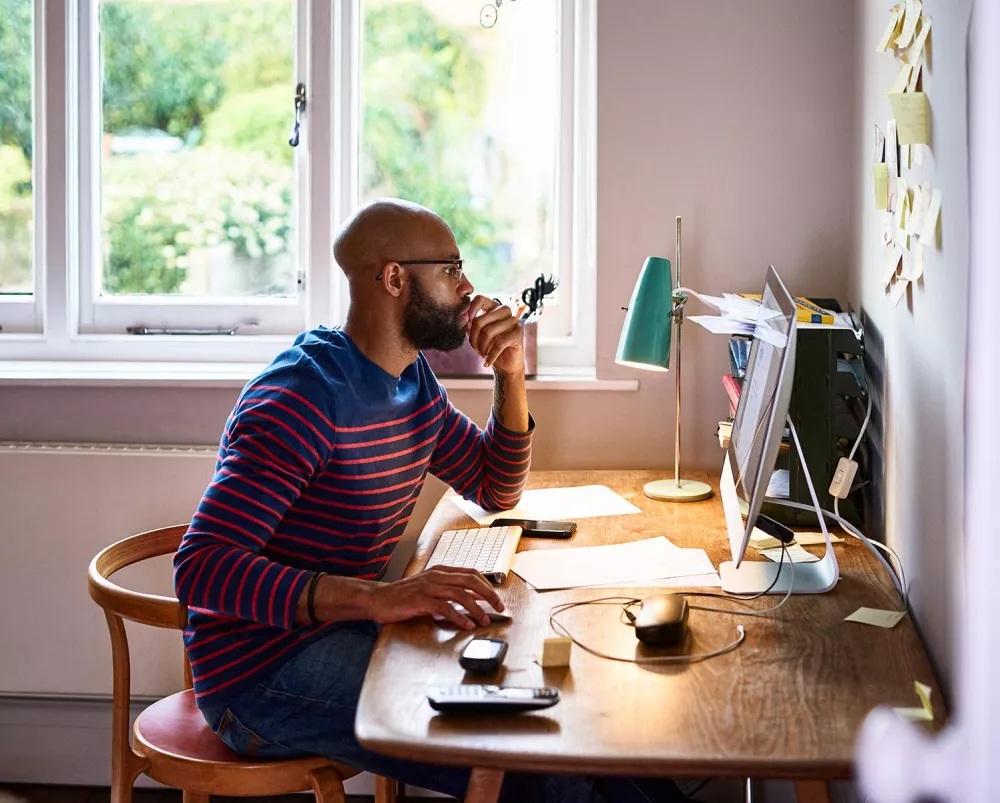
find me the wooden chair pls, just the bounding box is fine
[88,524,399,803]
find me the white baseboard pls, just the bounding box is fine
[0,696,443,796]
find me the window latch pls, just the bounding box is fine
[289,82,306,147]
[126,321,259,336]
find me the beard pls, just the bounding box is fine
[402,276,469,352]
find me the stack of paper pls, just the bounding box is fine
[510,536,718,591]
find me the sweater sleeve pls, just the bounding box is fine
[173,375,335,630]
[428,386,533,512]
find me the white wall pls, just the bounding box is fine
[850,0,972,694]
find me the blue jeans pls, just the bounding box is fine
[199,621,686,803]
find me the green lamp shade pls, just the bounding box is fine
[615,256,673,372]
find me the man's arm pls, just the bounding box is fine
[492,368,529,434]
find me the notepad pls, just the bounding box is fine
[450,484,642,526]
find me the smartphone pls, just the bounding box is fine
[492,518,577,539]
[459,638,509,673]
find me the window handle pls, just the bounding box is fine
[289,82,306,147]
[126,321,258,336]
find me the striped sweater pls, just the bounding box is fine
[173,327,532,705]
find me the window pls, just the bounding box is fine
[0,0,37,332]
[0,0,594,368]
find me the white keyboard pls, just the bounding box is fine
[425,525,523,584]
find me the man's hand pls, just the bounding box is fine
[465,295,525,375]
[368,566,505,629]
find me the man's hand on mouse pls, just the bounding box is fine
[465,295,525,374]
[366,565,504,630]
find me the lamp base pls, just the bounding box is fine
[643,478,714,502]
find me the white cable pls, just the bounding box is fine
[770,498,907,610]
[548,597,746,665]
[848,389,874,462]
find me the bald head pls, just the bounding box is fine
[333,198,455,284]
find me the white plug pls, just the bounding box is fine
[829,457,859,499]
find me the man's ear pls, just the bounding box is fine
[381,263,405,298]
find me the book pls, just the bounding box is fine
[738,294,836,325]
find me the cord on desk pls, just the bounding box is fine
[549,596,746,665]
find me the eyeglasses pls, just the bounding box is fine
[376,259,464,282]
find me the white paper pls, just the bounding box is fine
[766,468,790,499]
[450,484,642,526]
[688,315,755,336]
[845,607,906,628]
[581,572,722,590]
[510,537,717,591]
[760,544,821,564]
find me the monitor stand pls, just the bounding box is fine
[719,418,840,595]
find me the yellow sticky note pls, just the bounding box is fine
[888,64,912,96]
[889,92,930,145]
[845,607,906,628]
[793,532,844,546]
[877,7,902,52]
[907,60,922,92]
[874,163,889,210]
[894,681,934,722]
[894,0,922,48]
[920,189,942,242]
[903,15,932,66]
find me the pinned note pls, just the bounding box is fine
[877,6,902,52]
[912,242,925,282]
[873,163,889,211]
[906,60,922,92]
[894,0,922,48]
[889,92,930,145]
[886,120,899,182]
[893,681,934,722]
[845,607,907,628]
[920,189,942,243]
[894,178,910,237]
[888,63,912,96]
[902,16,932,66]
[882,242,903,287]
[890,277,909,306]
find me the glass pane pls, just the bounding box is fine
[99,0,296,298]
[358,0,559,301]
[0,0,34,297]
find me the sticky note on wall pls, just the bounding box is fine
[873,164,889,210]
[889,92,930,145]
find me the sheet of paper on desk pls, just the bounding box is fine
[584,572,721,590]
[845,607,906,629]
[510,537,716,591]
[688,315,754,336]
[760,544,821,563]
[450,484,642,526]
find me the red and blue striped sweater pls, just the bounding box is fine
[173,327,532,705]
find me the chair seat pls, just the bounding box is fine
[133,689,352,794]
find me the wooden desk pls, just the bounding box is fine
[356,471,943,803]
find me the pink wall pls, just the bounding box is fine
[0,0,856,475]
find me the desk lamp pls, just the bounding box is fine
[615,216,713,502]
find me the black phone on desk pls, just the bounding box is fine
[492,518,577,539]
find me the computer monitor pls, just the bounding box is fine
[718,265,839,595]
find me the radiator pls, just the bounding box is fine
[0,441,217,699]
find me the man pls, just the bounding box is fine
[174,199,686,803]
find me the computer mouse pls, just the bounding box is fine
[634,594,689,645]
[432,599,512,626]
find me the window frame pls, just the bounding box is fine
[0,0,595,370]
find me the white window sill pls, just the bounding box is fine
[0,361,640,391]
